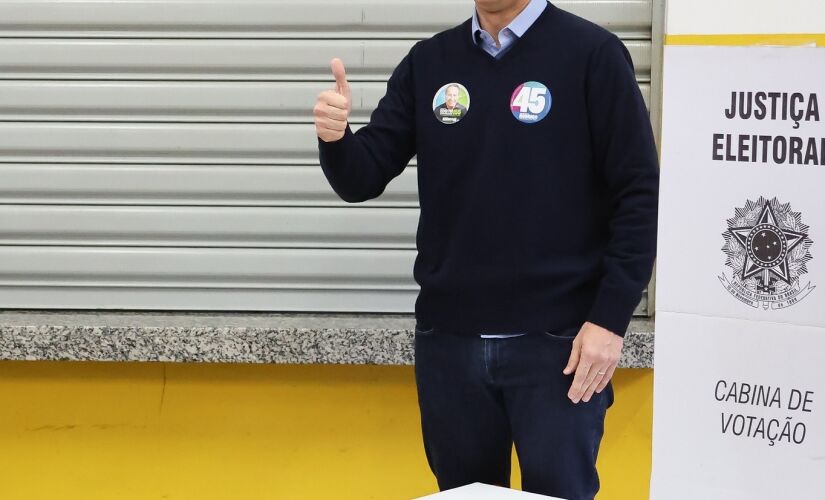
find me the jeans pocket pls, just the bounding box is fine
[542,327,577,341]
[414,323,435,336]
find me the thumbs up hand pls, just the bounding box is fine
[315,58,352,142]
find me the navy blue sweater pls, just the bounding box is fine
[317,1,659,337]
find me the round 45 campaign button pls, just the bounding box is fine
[510,81,552,124]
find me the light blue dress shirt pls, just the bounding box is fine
[471,0,547,60]
[471,0,547,338]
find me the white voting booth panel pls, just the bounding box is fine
[414,483,563,500]
[651,39,825,500]
[652,312,825,499]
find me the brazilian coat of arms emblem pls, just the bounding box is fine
[720,197,815,309]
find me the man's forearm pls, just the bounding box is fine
[318,126,392,203]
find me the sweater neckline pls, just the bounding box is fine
[464,1,556,66]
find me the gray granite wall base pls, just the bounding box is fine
[0,311,653,368]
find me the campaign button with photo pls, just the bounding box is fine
[432,82,470,124]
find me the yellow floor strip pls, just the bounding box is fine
[0,361,654,499]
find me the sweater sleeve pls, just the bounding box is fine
[584,34,660,337]
[316,45,418,203]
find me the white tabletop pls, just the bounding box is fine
[414,483,564,500]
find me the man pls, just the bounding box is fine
[434,83,468,124]
[314,0,659,498]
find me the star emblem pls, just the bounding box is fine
[729,201,808,284]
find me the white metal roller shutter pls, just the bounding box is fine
[0,0,657,313]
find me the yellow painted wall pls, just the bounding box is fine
[0,361,652,499]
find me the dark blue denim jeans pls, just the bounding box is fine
[413,324,614,500]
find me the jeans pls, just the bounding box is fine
[413,324,614,500]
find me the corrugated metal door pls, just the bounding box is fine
[0,0,656,313]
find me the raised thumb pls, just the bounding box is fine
[331,58,350,97]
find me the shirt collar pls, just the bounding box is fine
[471,0,547,44]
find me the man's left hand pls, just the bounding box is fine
[563,321,623,404]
